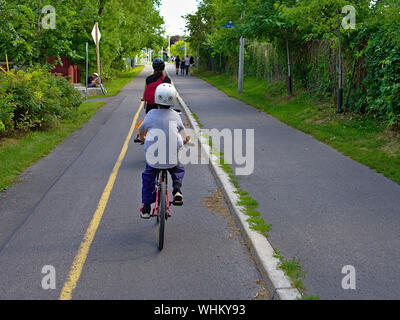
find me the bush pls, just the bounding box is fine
[0,93,15,133]
[0,67,81,135]
[360,29,400,126]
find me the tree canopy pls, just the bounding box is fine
[184,0,400,125]
[0,0,165,73]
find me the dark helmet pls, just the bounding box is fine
[152,57,165,71]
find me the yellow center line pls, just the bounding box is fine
[59,101,143,300]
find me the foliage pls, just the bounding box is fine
[186,0,400,126]
[0,67,81,135]
[0,101,105,192]
[352,1,400,125]
[0,0,164,75]
[198,70,400,185]
[170,40,192,58]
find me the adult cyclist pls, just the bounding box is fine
[141,57,171,114]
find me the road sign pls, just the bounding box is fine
[220,21,238,28]
[92,22,101,77]
[91,23,101,44]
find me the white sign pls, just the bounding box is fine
[91,23,101,44]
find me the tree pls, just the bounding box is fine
[171,40,192,58]
[280,0,371,110]
[241,0,298,95]
[0,0,165,75]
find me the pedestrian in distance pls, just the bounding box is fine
[180,58,186,75]
[189,56,194,75]
[175,55,180,75]
[185,55,190,75]
[87,73,100,88]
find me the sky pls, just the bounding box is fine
[159,0,199,36]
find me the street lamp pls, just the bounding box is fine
[221,21,243,94]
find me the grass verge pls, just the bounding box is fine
[185,103,311,298]
[0,101,105,192]
[198,71,400,185]
[88,66,144,99]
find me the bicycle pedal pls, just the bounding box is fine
[172,200,183,206]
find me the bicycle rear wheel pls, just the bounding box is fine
[100,83,107,95]
[158,179,167,251]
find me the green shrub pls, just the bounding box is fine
[0,93,15,133]
[361,30,400,126]
[0,67,81,135]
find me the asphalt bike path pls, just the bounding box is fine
[0,66,266,299]
[170,64,400,299]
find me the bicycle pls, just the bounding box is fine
[93,76,108,96]
[134,108,191,251]
[153,169,171,251]
[99,82,108,95]
[133,141,177,251]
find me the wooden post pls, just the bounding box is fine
[6,54,9,72]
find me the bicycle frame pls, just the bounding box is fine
[152,170,171,218]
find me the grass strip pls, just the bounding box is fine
[198,71,400,185]
[0,102,105,192]
[185,103,310,297]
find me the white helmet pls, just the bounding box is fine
[155,83,177,107]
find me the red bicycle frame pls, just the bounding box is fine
[152,170,171,218]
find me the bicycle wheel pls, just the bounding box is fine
[100,83,107,95]
[158,178,167,251]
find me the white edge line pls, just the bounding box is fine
[170,72,302,300]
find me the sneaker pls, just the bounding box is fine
[140,204,151,219]
[172,191,183,206]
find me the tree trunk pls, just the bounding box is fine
[98,0,107,17]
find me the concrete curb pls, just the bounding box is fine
[172,79,302,300]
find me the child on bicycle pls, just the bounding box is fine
[138,83,189,219]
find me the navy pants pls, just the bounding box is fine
[142,163,185,205]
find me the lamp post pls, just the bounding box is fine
[85,42,88,102]
[168,36,171,61]
[238,36,244,94]
[337,8,343,113]
[220,21,243,94]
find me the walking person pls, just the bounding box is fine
[180,58,186,75]
[175,55,180,75]
[185,55,190,75]
[189,56,195,75]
